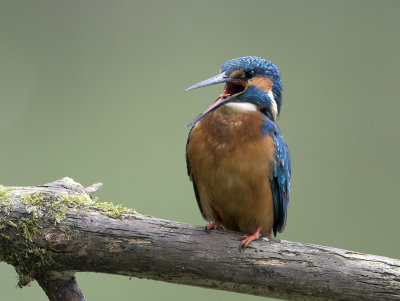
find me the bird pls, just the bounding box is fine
[185,56,291,249]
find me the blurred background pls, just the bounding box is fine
[1,0,399,300]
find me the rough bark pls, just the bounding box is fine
[0,178,399,301]
[37,272,86,301]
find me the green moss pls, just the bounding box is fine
[0,217,54,287]
[7,220,17,228]
[1,192,58,286]
[0,188,135,286]
[21,193,45,218]
[20,192,70,224]
[64,225,71,240]
[49,202,69,224]
[58,193,136,219]
[0,185,13,213]
[0,185,11,200]
[21,193,44,207]
[95,201,135,219]
[17,191,135,223]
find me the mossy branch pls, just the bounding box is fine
[0,178,399,301]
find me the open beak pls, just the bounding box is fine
[184,72,247,126]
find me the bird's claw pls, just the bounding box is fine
[239,235,253,252]
[239,227,262,251]
[204,221,222,232]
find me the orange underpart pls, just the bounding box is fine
[240,226,262,249]
[205,220,222,232]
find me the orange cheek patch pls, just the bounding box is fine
[249,76,273,93]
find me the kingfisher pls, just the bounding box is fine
[185,56,291,249]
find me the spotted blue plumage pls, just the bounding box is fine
[221,56,282,113]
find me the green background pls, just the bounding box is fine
[1,0,399,300]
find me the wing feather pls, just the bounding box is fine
[271,132,291,236]
[262,119,291,236]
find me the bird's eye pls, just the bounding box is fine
[245,70,255,78]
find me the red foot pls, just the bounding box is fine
[240,227,262,250]
[205,220,222,232]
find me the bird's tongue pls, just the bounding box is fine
[219,91,231,100]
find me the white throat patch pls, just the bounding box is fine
[220,102,258,115]
[268,91,278,119]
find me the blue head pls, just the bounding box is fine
[185,56,282,126]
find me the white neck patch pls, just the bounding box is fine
[268,91,278,119]
[220,102,258,115]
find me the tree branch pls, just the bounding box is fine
[0,178,399,301]
[37,272,86,301]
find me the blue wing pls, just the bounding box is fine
[186,126,207,220]
[263,119,291,236]
[271,132,291,236]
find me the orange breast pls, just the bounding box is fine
[187,110,275,237]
